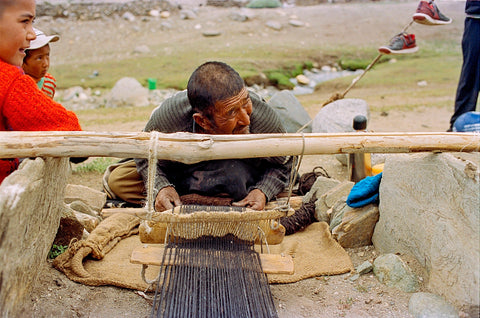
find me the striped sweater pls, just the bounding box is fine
[37,73,57,99]
[135,90,292,202]
[0,59,81,184]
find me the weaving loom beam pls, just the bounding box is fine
[130,244,294,275]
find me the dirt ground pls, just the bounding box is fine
[25,1,471,318]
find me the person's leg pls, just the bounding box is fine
[106,160,146,204]
[450,18,480,129]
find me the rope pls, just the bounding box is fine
[146,131,160,221]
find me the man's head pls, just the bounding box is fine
[0,0,36,66]
[188,61,252,135]
[22,28,59,82]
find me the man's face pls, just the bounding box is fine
[22,44,50,82]
[208,87,252,134]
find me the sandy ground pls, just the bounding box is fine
[24,1,472,317]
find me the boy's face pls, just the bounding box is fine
[23,45,51,82]
[0,0,36,66]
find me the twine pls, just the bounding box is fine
[145,131,160,224]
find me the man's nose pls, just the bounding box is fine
[26,26,36,41]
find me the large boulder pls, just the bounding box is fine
[373,152,480,308]
[106,77,149,108]
[0,158,69,317]
[312,98,369,133]
[268,90,312,133]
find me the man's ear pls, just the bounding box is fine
[193,113,213,132]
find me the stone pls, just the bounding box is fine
[133,45,151,54]
[312,98,370,133]
[105,77,149,108]
[180,9,197,19]
[356,261,373,275]
[289,19,305,27]
[315,181,354,223]
[373,253,419,293]
[160,11,170,18]
[409,292,459,318]
[67,200,99,217]
[202,30,222,37]
[0,158,69,317]
[64,184,106,213]
[296,74,310,85]
[268,90,312,133]
[332,203,379,248]
[53,204,85,246]
[265,20,282,30]
[372,152,480,308]
[302,176,340,204]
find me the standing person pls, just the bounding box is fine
[449,0,480,131]
[104,61,291,211]
[22,28,59,99]
[0,0,82,184]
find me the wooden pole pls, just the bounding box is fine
[0,131,478,164]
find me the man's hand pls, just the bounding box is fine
[155,186,182,212]
[232,189,266,210]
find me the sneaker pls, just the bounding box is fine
[378,33,419,55]
[413,1,452,25]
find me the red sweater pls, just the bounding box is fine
[0,59,82,184]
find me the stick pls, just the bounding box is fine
[0,131,478,164]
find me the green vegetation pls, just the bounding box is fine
[73,157,117,174]
[48,244,68,259]
[246,0,282,8]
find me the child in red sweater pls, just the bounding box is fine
[0,0,82,184]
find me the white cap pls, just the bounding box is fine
[27,28,60,50]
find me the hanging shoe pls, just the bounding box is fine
[378,33,419,55]
[413,1,452,25]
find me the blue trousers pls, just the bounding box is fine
[450,17,480,128]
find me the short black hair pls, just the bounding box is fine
[187,61,245,119]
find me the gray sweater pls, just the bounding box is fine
[135,90,292,202]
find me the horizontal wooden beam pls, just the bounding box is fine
[130,244,294,275]
[0,131,478,164]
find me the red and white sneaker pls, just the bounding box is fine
[378,33,419,55]
[413,1,452,25]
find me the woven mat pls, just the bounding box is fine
[53,214,353,290]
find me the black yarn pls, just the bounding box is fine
[280,197,317,235]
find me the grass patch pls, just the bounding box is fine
[73,157,117,173]
[48,244,68,259]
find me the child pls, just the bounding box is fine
[22,28,59,99]
[0,0,82,184]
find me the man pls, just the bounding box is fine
[449,0,480,131]
[105,61,291,211]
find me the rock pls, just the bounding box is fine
[121,11,135,22]
[72,209,100,233]
[373,253,419,293]
[296,74,310,85]
[314,181,354,223]
[409,292,459,318]
[149,9,160,17]
[53,204,85,246]
[265,20,282,30]
[372,152,480,307]
[105,77,149,108]
[246,0,282,8]
[67,200,99,218]
[302,176,340,204]
[331,203,379,248]
[64,184,107,213]
[229,8,255,21]
[202,30,222,37]
[160,11,170,18]
[288,19,305,27]
[268,90,312,133]
[0,158,69,317]
[180,9,197,19]
[356,261,373,275]
[312,98,370,133]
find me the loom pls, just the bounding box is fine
[131,204,295,318]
